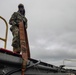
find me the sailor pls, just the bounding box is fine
[9,4,27,54]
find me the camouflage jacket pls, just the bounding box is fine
[9,12,27,27]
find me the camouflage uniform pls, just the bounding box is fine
[9,12,27,53]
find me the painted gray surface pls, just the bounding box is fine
[0,49,75,75]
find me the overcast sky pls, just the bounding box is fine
[0,0,76,69]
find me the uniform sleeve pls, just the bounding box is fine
[25,20,27,28]
[9,12,17,25]
[23,17,28,28]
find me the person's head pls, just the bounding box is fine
[18,4,25,16]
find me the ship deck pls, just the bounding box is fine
[0,48,75,75]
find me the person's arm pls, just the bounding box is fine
[24,20,27,29]
[9,12,17,25]
[23,17,27,29]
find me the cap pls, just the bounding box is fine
[18,4,24,8]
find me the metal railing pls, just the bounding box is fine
[0,16,8,49]
[63,59,76,68]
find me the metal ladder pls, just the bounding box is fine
[0,16,8,49]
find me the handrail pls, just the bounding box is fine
[0,16,8,49]
[63,59,76,67]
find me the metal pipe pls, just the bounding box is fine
[27,60,41,68]
[0,16,8,49]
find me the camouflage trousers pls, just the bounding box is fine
[10,25,21,53]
